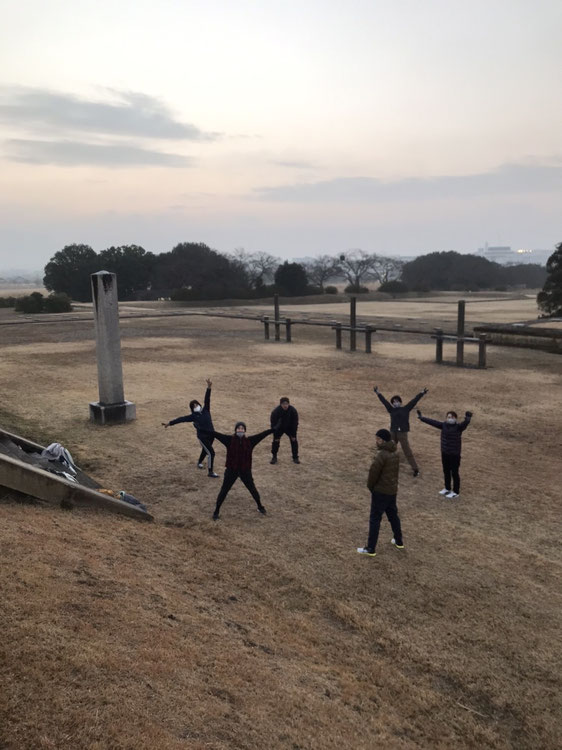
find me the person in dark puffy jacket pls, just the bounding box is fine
[162,379,219,477]
[270,397,300,464]
[357,429,404,557]
[417,409,472,499]
[211,420,279,520]
[373,385,428,477]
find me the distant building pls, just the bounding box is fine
[477,245,517,265]
[513,248,551,266]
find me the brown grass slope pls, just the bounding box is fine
[0,314,561,749]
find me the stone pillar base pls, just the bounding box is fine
[89,401,136,425]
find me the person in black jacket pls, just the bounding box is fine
[417,409,472,498]
[270,397,300,465]
[211,421,278,520]
[162,379,219,478]
[373,386,428,476]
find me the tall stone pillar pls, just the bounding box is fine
[89,271,136,425]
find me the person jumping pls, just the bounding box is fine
[162,378,219,478]
[373,385,428,476]
[211,420,279,520]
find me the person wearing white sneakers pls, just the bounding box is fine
[417,408,472,499]
[162,379,219,478]
[357,429,404,557]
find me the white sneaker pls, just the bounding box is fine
[197,463,204,469]
[357,547,376,557]
[439,488,449,495]
[446,491,459,499]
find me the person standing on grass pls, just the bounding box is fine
[211,420,280,520]
[417,408,472,499]
[162,378,219,478]
[357,429,404,557]
[270,397,300,465]
[373,385,428,476]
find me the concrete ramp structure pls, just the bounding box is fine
[0,428,152,522]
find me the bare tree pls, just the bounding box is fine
[305,254,340,290]
[370,256,404,284]
[337,250,377,290]
[250,251,279,285]
[230,249,279,288]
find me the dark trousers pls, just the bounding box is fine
[197,434,215,471]
[214,468,261,513]
[367,491,403,552]
[272,429,298,459]
[441,452,461,493]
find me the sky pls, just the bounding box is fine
[0,0,561,270]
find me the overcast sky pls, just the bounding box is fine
[0,0,561,269]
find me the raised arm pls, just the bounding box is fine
[249,428,275,448]
[417,413,443,430]
[204,384,211,411]
[405,388,428,412]
[373,387,392,413]
[459,411,472,432]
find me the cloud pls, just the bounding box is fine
[4,139,191,167]
[254,161,562,202]
[0,86,220,141]
[271,159,317,169]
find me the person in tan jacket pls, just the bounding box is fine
[357,429,404,557]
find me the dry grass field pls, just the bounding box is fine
[250,293,542,325]
[1,304,561,749]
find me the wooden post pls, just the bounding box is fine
[478,334,487,368]
[456,300,465,367]
[365,325,372,354]
[350,296,357,352]
[285,317,292,343]
[263,315,270,340]
[435,328,443,364]
[335,323,342,350]
[274,294,280,341]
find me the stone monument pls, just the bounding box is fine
[89,271,136,425]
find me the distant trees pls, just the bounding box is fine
[337,250,377,292]
[537,242,562,316]
[304,255,340,291]
[41,241,548,304]
[157,243,250,300]
[98,245,156,299]
[401,251,546,292]
[274,261,309,296]
[401,252,496,291]
[230,249,279,292]
[15,292,72,314]
[44,244,98,302]
[371,256,404,284]
[378,280,409,296]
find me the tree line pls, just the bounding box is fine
[40,242,553,309]
[42,244,406,302]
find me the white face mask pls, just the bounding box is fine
[446,417,456,424]
[193,405,202,413]
[392,402,401,408]
[236,431,245,438]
